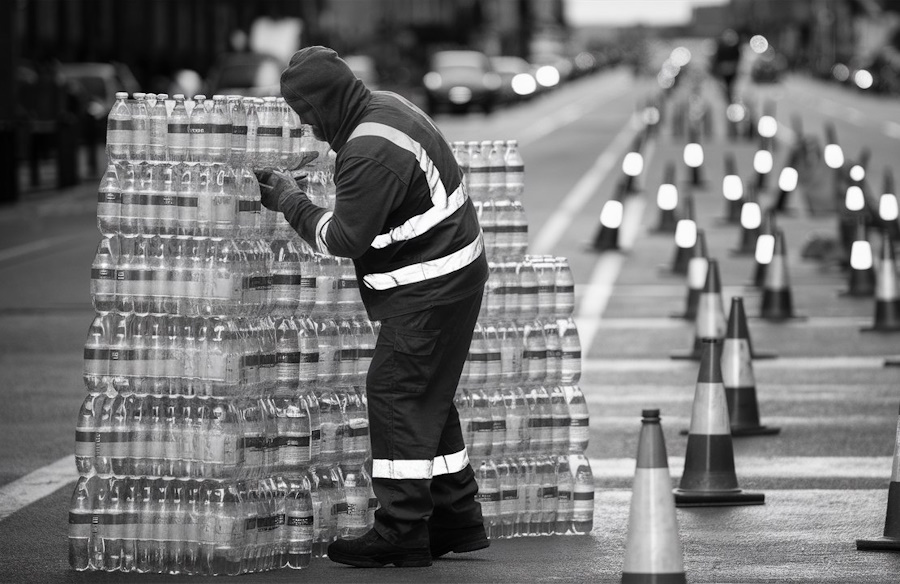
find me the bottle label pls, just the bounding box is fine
[232,125,248,136]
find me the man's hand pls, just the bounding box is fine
[254,169,300,212]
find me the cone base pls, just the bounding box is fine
[673,489,765,507]
[757,314,807,323]
[750,351,778,360]
[669,312,695,320]
[731,425,781,437]
[861,325,900,333]
[622,572,688,584]
[839,289,875,298]
[886,359,900,367]
[856,536,900,551]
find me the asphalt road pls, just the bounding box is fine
[2,48,900,583]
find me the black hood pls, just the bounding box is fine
[280,46,372,151]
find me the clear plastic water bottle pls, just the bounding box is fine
[538,455,558,535]
[496,457,517,539]
[209,95,233,164]
[554,257,575,318]
[257,97,282,169]
[158,165,178,238]
[130,93,150,163]
[340,463,371,538]
[182,479,202,574]
[559,316,581,384]
[486,140,506,200]
[229,97,247,167]
[315,386,345,465]
[189,95,210,163]
[474,458,501,539]
[467,141,489,202]
[554,455,574,534]
[148,93,169,162]
[167,95,191,163]
[568,453,594,534]
[285,475,313,569]
[75,393,102,474]
[97,164,122,236]
[504,139,525,199]
[107,92,132,164]
[91,235,118,312]
[119,163,140,237]
[243,97,260,169]
[68,475,95,571]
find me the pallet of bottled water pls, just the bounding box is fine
[70,92,377,575]
[452,140,595,539]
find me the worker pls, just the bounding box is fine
[255,46,490,568]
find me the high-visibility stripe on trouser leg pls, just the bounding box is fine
[433,448,469,476]
[372,458,434,480]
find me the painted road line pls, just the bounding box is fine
[530,117,643,255]
[590,415,894,427]
[0,232,88,265]
[589,316,871,329]
[582,356,892,372]
[583,389,899,405]
[0,455,76,522]
[590,456,892,481]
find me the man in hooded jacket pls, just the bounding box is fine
[255,46,490,568]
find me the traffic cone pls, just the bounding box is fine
[723,297,780,436]
[728,295,776,360]
[621,409,687,584]
[862,232,900,333]
[720,152,744,224]
[653,162,679,234]
[672,259,726,360]
[671,230,709,320]
[666,188,697,276]
[591,181,627,252]
[879,169,900,241]
[622,132,647,194]
[841,217,876,297]
[857,403,900,550]
[683,127,704,187]
[760,228,802,321]
[731,185,761,256]
[674,340,765,507]
[770,146,803,214]
[751,210,777,288]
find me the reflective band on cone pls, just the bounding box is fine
[857,404,900,550]
[863,233,900,333]
[671,231,708,320]
[672,259,724,360]
[722,299,780,436]
[622,409,687,584]
[674,340,765,507]
[760,229,802,321]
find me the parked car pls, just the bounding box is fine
[490,56,537,104]
[206,51,284,97]
[423,50,501,115]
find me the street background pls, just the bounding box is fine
[3,1,900,582]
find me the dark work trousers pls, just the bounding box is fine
[366,289,484,549]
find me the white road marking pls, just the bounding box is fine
[582,356,893,372]
[0,455,77,522]
[590,456,892,481]
[582,389,899,405]
[586,316,871,329]
[588,414,893,427]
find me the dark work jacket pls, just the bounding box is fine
[278,46,487,321]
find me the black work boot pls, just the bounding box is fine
[327,528,432,568]
[429,524,490,559]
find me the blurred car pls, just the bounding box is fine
[58,62,141,120]
[423,50,501,114]
[490,56,537,104]
[343,54,381,90]
[206,51,284,97]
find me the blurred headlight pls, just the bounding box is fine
[424,72,442,91]
[511,73,537,96]
[535,65,560,88]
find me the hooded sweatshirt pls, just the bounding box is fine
[278,47,487,320]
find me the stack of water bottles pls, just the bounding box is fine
[70,92,377,575]
[451,140,594,539]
